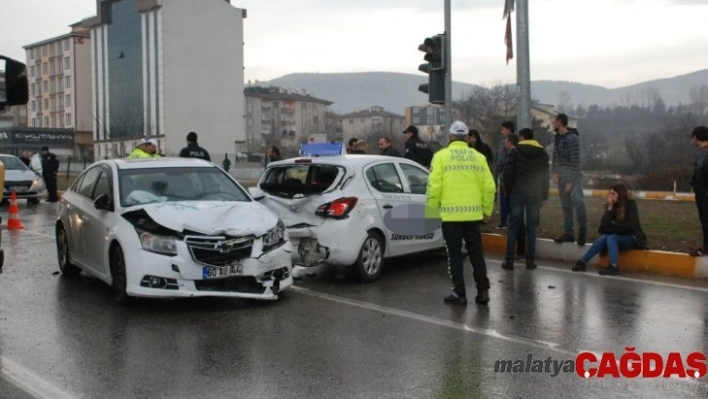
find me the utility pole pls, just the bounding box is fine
[444,0,452,129]
[516,0,531,130]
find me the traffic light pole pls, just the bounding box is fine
[444,0,452,129]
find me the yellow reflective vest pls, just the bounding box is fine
[426,140,496,222]
[127,148,160,159]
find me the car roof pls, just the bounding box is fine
[98,157,215,170]
[268,154,417,168]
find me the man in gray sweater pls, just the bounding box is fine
[552,113,587,245]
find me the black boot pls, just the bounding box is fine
[572,259,586,272]
[475,289,489,305]
[501,261,514,270]
[577,232,587,246]
[599,264,620,276]
[444,293,468,306]
[554,234,574,243]
[525,259,537,270]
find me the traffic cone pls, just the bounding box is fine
[7,191,24,230]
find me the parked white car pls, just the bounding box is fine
[249,146,444,281]
[0,154,46,204]
[56,158,293,304]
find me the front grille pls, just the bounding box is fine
[185,235,254,267]
[5,181,32,190]
[194,276,264,294]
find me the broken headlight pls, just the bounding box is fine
[262,219,285,250]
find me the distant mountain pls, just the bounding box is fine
[260,70,708,115]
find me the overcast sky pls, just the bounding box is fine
[2,0,707,88]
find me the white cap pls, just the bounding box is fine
[137,138,158,146]
[449,120,469,136]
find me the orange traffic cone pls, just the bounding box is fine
[7,191,24,230]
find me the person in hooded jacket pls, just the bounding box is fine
[501,128,549,270]
[467,129,494,171]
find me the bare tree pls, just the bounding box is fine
[689,84,708,115]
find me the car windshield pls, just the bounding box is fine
[1,156,29,171]
[260,164,342,198]
[119,167,250,207]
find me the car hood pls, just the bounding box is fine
[127,201,278,237]
[4,169,40,183]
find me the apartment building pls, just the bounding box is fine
[81,0,246,158]
[340,106,406,145]
[23,24,92,158]
[245,86,333,151]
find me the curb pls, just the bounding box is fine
[482,233,707,279]
[549,188,695,202]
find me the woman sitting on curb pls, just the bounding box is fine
[572,184,647,275]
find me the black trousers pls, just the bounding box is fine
[44,175,58,201]
[442,221,490,298]
[697,190,708,249]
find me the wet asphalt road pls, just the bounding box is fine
[1,201,707,399]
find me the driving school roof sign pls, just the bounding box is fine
[299,142,345,157]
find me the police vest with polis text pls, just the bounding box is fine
[426,141,496,222]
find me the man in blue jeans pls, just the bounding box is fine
[501,128,549,270]
[495,121,514,229]
[551,114,587,245]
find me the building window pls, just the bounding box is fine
[42,63,48,75]
[30,65,35,77]
[413,117,420,123]
[65,94,71,107]
[51,116,56,127]
[31,101,36,112]
[51,98,56,111]
[50,61,55,75]
[30,48,36,59]
[49,44,54,56]
[43,81,48,92]
[42,46,47,56]
[44,117,48,127]
[65,57,70,70]
[59,78,63,91]
[65,76,71,88]
[64,38,70,51]
[32,118,39,127]
[66,113,72,126]
[44,99,48,110]
[59,96,64,108]
[30,83,35,95]
[51,80,56,94]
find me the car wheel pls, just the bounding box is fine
[355,232,384,282]
[56,225,81,276]
[110,245,132,306]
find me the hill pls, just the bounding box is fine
[260,70,708,115]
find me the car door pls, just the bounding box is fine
[363,162,416,257]
[81,167,117,280]
[70,166,103,270]
[397,162,445,253]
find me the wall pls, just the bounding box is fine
[74,36,93,133]
[161,0,245,156]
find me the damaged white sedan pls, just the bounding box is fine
[56,158,293,304]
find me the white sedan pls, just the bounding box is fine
[249,145,445,281]
[56,158,293,304]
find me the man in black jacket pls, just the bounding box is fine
[40,146,60,202]
[378,137,402,157]
[501,128,549,270]
[179,132,211,161]
[690,125,708,256]
[403,125,433,168]
[467,129,494,171]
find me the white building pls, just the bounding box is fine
[81,0,246,158]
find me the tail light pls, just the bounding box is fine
[315,197,358,219]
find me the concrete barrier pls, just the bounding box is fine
[482,233,707,279]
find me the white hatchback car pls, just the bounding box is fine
[249,145,445,281]
[56,158,293,304]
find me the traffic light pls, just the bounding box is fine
[418,34,445,105]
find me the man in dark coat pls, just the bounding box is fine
[403,125,433,168]
[41,146,60,202]
[179,132,211,161]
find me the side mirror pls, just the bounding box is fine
[248,186,265,200]
[0,56,29,110]
[94,194,112,211]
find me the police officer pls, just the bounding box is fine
[127,138,160,159]
[426,121,496,306]
[40,146,60,202]
[180,132,211,161]
[403,125,433,168]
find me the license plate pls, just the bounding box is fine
[12,187,28,192]
[202,263,243,279]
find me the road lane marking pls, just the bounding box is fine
[0,356,76,399]
[290,285,578,356]
[291,286,707,388]
[484,259,708,294]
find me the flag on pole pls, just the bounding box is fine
[503,0,515,65]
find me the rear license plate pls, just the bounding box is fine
[202,263,243,279]
[12,187,28,192]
